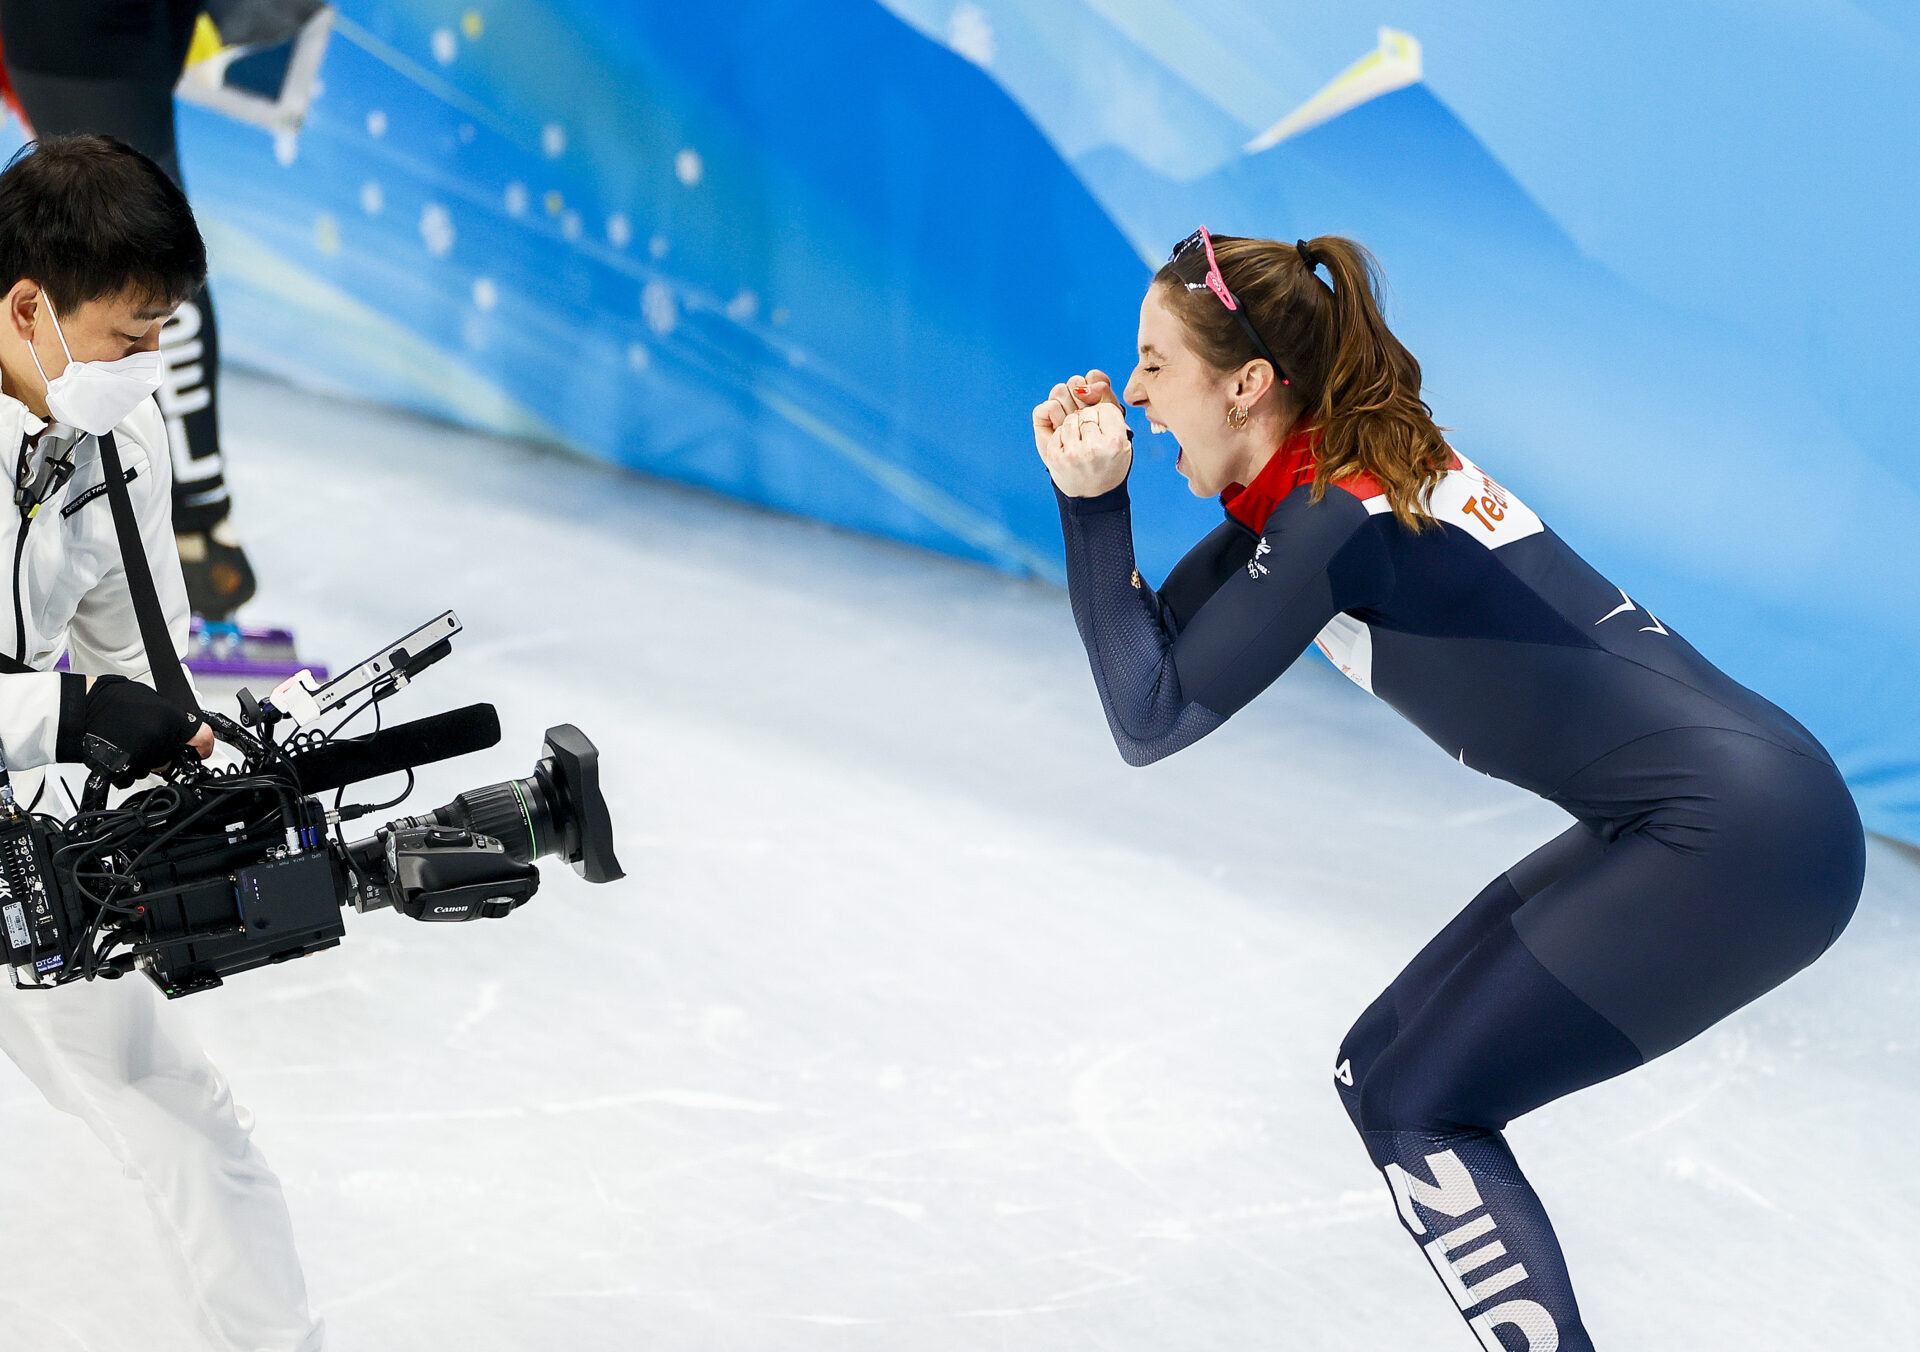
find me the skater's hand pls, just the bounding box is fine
[1038,398,1132,497]
[1031,370,1124,459]
[68,674,212,782]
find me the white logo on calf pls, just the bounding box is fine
[1423,1215,1528,1311]
[1385,1147,1482,1235]
[1384,1148,1561,1349]
[1470,1300,1559,1352]
[159,299,222,486]
[159,299,211,420]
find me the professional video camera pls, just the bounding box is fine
[0,612,622,998]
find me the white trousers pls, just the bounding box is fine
[0,974,324,1351]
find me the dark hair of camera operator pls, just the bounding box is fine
[0,134,212,782]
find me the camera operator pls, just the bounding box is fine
[0,0,296,621]
[0,136,321,1351]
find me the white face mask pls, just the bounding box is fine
[26,295,163,436]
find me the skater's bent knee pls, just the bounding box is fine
[1352,1039,1487,1140]
[1333,993,1398,1109]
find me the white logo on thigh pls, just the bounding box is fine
[1384,1147,1561,1351]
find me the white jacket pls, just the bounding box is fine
[0,389,194,773]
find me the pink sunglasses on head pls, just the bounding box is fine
[1168,226,1289,386]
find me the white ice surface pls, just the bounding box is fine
[1,371,1915,1350]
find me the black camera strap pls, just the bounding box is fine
[0,439,191,684]
[0,435,187,697]
[95,430,195,712]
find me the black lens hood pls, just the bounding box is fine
[540,725,624,883]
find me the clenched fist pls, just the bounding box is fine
[1032,370,1131,497]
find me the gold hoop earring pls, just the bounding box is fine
[1226,405,1250,430]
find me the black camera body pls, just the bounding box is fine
[0,637,623,1000]
[137,825,347,998]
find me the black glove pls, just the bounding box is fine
[56,674,205,787]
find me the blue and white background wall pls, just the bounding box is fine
[8,2,1915,843]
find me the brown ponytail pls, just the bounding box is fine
[1154,233,1450,528]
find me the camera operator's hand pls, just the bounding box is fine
[57,674,210,786]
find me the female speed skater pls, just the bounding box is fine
[1032,228,1864,1350]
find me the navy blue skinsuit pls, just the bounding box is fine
[1056,431,1864,1351]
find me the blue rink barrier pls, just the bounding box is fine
[3,1,1911,845]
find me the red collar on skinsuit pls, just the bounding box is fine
[1220,427,1389,532]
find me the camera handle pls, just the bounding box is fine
[344,825,540,921]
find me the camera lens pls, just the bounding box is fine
[399,726,622,882]
[424,776,555,863]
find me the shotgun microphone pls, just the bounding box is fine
[284,704,502,795]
